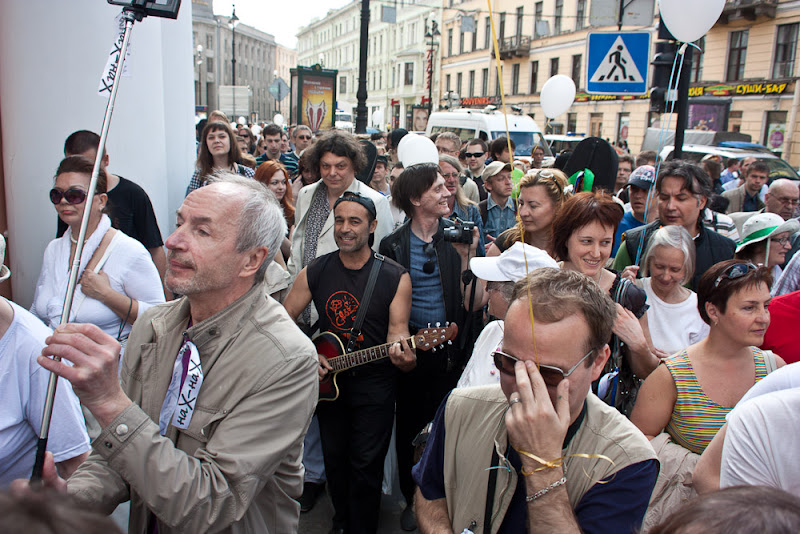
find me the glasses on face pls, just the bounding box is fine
[297,135,312,140]
[714,262,757,288]
[464,152,485,159]
[49,187,87,205]
[771,236,792,247]
[437,147,458,155]
[492,348,594,387]
[423,242,436,274]
[776,197,800,206]
[441,172,459,180]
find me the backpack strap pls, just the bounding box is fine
[346,253,384,353]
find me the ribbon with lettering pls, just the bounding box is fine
[98,14,132,98]
[158,339,204,435]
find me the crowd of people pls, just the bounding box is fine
[2,111,800,534]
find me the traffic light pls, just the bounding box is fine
[650,41,678,113]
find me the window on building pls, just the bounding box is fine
[206,58,213,73]
[516,6,524,38]
[459,28,465,55]
[448,28,453,56]
[726,30,748,81]
[469,70,476,97]
[485,17,492,49]
[729,110,743,133]
[773,23,799,78]
[405,62,414,85]
[576,0,586,31]
[534,2,544,38]
[691,37,705,83]
[511,63,520,94]
[495,75,501,96]
[571,54,582,88]
[340,76,347,94]
[472,22,478,50]
[555,0,563,34]
[530,61,539,93]
[446,73,452,92]
[567,112,577,133]
[482,68,489,96]
[499,13,506,41]
[590,113,603,137]
[206,34,213,49]
[550,57,559,77]
[457,72,463,95]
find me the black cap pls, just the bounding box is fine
[333,191,377,221]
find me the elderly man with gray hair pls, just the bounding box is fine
[20,173,319,534]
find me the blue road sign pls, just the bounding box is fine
[586,31,651,95]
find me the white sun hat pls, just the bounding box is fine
[470,242,558,282]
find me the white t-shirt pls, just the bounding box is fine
[30,215,165,343]
[640,278,709,355]
[737,361,800,406]
[457,320,504,388]
[0,300,90,487]
[720,388,800,495]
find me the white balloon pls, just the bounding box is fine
[237,116,247,125]
[397,133,439,168]
[540,75,576,119]
[371,109,384,126]
[273,113,285,127]
[658,0,725,44]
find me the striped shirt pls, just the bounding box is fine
[664,348,768,454]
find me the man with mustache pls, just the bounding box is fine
[284,192,414,534]
[21,174,319,534]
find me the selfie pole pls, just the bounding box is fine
[31,6,146,483]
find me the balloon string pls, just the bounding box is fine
[634,44,687,266]
[486,0,538,367]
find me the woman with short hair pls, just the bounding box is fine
[631,260,785,454]
[638,225,709,355]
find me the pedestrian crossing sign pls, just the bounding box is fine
[586,32,651,95]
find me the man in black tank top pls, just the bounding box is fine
[284,192,414,534]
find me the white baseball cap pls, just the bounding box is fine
[736,212,800,253]
[470,242,558,282]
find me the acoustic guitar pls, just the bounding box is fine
[313,323,458,402]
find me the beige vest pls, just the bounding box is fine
[442,386,657,534]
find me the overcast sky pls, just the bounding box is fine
[211,0,351,48]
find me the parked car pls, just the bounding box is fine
[658,144,799,181]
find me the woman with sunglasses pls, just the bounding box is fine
[31,156,165,352]
[551,191,660,414]
[487,168,571,256]
[631,260,784,454]
[186,121,255,196]
[439,154,486,253]
[237,126,256,155]
[734,212,799,294]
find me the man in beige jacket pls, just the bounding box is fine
[25,174,319,533]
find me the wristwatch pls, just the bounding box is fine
[461,269,475,285]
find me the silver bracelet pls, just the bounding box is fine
[525,476,567,502]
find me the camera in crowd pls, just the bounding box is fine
[443,218,475,244]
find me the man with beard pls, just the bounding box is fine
[21,174,319,534]
[284,192,414,534]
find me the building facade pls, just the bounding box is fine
[440,0,800,166]
[296,0,441,130]
[275,44,297,120]
[192,0,278,122]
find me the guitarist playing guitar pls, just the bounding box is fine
[283,192,414,534]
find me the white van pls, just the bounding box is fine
[426,108,550,158]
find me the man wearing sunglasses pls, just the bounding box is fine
[413,268,658,534]
[463,138,488,202]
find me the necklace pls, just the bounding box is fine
[69,235,88,245]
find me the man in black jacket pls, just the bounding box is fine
[613,160,735,290]
[379,162,484,530]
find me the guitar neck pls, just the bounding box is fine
[329,336,415,372]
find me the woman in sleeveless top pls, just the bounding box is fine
[31,156,165,351]
[631,260,785,454]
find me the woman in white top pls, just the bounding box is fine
[638,225,709,355]
[31,156,165,349]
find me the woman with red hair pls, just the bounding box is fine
[255,160,295,260]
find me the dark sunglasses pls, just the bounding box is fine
[492,349,594,387]
[713,262,757,288]
[464,152,485,158]
[423,242,436,274]
[49,187,87,205]
[297,135,312,140]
